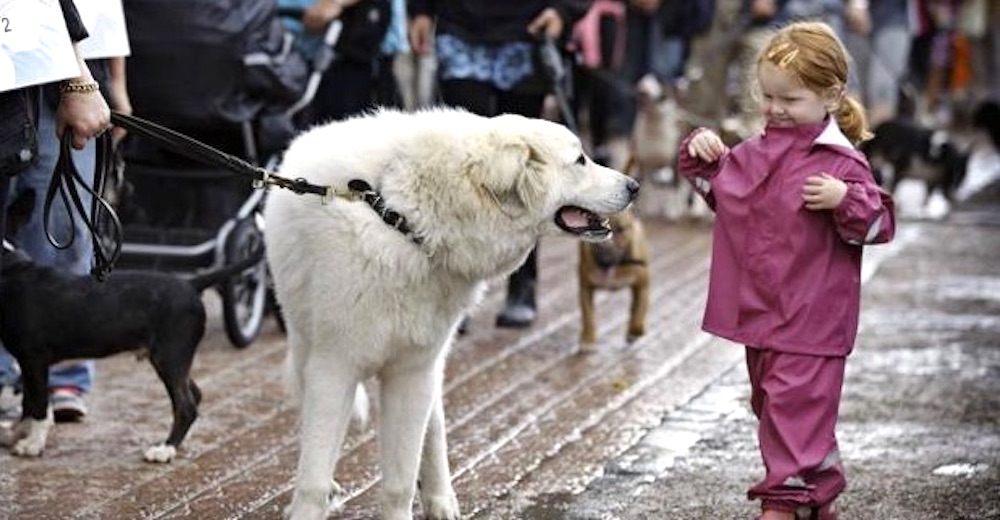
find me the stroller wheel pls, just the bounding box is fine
[221,216,267,348]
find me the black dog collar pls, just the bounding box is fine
[339,179,423,246]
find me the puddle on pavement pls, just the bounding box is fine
[932,462,991,477]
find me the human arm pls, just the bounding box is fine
[408,13,434,55]
[843,0,872,35]
[630,0,662,15]
[106,57,131,144]
[528,1,592,40]
[678,128,729,210]
[54,0,111,149]
[57,46,111,150]
[748,0,777,21]
[302,0,362,33]
[807,166,895,245]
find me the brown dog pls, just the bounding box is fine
[578,207,650,352]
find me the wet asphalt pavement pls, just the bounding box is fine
[524,181,1000,519]
[1,153,998,519]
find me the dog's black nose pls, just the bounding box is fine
[626,178,640,201]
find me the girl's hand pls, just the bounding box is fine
[802,173,848,210]
[687,129,729,163]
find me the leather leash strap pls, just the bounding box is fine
[45,131,122,280]
[109,112,330,198]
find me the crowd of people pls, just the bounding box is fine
[2,1,999,518]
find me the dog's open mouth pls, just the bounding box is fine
[555,206,610,241]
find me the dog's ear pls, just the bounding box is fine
[478,133,547,213]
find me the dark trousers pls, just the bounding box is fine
[438,79,544,307]
[310,55,402,124]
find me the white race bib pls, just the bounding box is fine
[0,0,80,92]
[75,0,130,60]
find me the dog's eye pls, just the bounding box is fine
[575,154,586,166]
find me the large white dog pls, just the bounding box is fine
[264,107,638,520]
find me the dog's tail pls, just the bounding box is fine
[186,245,265,292]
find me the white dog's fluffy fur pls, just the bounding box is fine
[264,107,637,520]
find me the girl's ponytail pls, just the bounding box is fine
[834,94,873,146]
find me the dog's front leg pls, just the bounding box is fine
[11,361,53,457]
[419,390,460,519]
[579,280,598,352]
[627,276,650,343]
[379,357,451,520]
[287,359,359,520]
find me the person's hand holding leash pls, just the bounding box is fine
[57,81,111,150]
[56,45,112,149]
[527,8,564,40]
[802,173,847,210]
[687,129,730,163]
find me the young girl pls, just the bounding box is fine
[678,21,896,520]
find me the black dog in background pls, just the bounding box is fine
[0,191,262,462]
[861,99,1000,205]
[972,99,1000,152]
[861,119,968,203]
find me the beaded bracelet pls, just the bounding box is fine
[60,81,100,94]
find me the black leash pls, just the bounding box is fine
[109,112,329,197]
[44,132,122,281]
[538,34,579,136]
[42,113,424,280]
[109,112,422,244]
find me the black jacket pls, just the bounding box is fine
[408,0,591,45]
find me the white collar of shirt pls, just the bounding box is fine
[814,118,855,150]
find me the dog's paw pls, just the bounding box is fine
[143,444,176,463]
[12,435,45,457]
[421,491,461,520]
[626,331,645,344]
[10,416,51,457]
[578,341,599,354]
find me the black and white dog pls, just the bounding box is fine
[861,100,1000,209]
[0,194,262,462]
[861,119,968,206]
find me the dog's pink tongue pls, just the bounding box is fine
[562,208,590,228]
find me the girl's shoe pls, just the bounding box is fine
[755,502,836,520]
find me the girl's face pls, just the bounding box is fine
[757,61,834,127]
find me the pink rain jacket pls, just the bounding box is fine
[678,118,895,357]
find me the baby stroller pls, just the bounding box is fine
[112,0,338,347]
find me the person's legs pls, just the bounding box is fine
[681,0,744,131]
[746,348,847,517]
[310,59,378,124]
[867,25,912,126]
[4,95,96,422]
[493,90,545,328]
[438,79,496,116]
